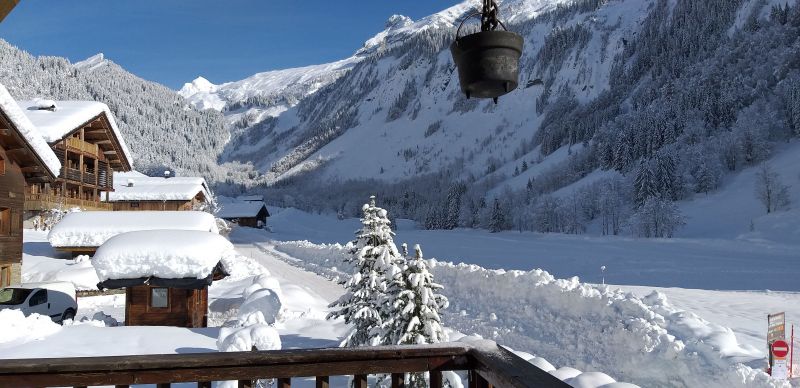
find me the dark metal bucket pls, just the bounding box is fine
[450,30,523,99]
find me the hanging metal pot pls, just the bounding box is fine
[450,1,523,103]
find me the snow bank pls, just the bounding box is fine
[48,211,219,247]
[0,84,61,176]
[0,309,61,345]
[93,230,235,281]
[272,241,789,388]
[217,324,281,352]
[18,99,134,165]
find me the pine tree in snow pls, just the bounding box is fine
[378,244,448,345]
[327,196,403,347]
[377,244,448,387]
[633,159,657,207]
[488,198,507,233]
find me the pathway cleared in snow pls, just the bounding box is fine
[228,227,348,349]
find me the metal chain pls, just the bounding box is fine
[481,0,500,31]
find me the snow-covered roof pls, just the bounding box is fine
[103,171,209,202]
[0,84,61,177]
[218,201,268,219]
[18,99,134,166]
[48,211,219,248]
[93,230,234,282]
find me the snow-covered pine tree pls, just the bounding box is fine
[488,198,507,233]
[327,196,403,347]
[378,244,448,387]
[633,159,657,207]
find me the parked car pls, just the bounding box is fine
[0,281,77,324]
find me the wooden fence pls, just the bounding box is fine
[0,343,570,388]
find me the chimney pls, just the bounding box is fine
[127,179,134,187]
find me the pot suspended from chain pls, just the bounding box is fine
[450,0,524,103]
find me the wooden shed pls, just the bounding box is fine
[93,230,232,328]
[0,85,61,286]
[218,201,270,228]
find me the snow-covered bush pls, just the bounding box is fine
[0,309,61,344]
[217,324,281,352]
[630,196,685,238]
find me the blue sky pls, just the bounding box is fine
[0,1,460,89]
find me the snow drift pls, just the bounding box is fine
[272,240,789,388]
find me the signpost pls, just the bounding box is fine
[767,312,789,380]
[771,340,790,380]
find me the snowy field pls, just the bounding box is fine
[6,218,799,387]
[266,207,800,291]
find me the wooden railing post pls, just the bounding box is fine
[353,374,368,388]
[429,370,443,388]
[238,379,252,388]
[277,377,291,388]
[315,376,329,388]
[391,373,405,388]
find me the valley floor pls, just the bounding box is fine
[4,212,799,386]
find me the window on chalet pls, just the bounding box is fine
[0,208,10,235]
[0,155,5,175]
[0,266,9,287]
[150,288,169,308]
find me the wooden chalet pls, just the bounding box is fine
[100,269,226,328]
[103,171,209,211]
[18,100,133,213]
[94,230,231,328]
[218,200,270,228]
[0,85,61,286]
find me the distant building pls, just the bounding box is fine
[18,99,133,212]
[94,230,231,328]
[0,85,61,286]
[218,201,270,228]
[102,171,210,211]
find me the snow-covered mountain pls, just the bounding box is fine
[0,40,260,183]
[177,0,800,238]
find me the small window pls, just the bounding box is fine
[150,288,169,308]
[0,266,8,287]
[130,202,140,208]
[0,208,10,235]
[0,155,5,175]
[28,289,47,307]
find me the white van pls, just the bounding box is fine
[0,281,78,324]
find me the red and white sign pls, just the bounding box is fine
[772,340,789,359]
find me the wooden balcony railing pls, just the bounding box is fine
[82,172,97,185]
[0,343,569,388]
[66,136,100,157]
[63,167,82,182]
[24,194,113,211]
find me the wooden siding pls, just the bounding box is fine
[111,199,195,211]
[0,144,24,272]
[125,285,208,328]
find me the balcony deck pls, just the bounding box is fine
[24,193,113,211]
[0,343,569,388]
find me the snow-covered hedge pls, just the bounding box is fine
[272,241,788,388]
